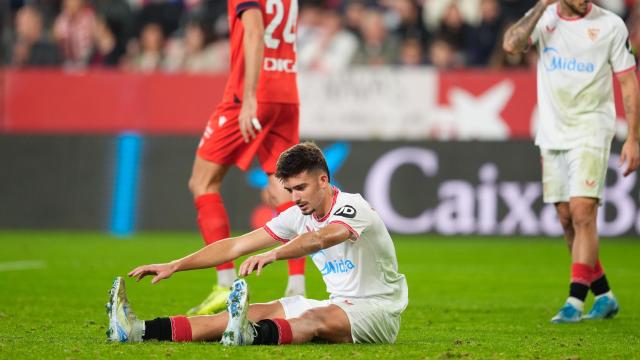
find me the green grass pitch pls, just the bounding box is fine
[0,231,638,359]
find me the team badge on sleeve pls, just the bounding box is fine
[334,205,357,219]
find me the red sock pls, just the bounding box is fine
[592,260,605,280]
[571,263,594,286]
[195,193,234,270]
[169,316,192,342]
[276,201,305,276]
[288,258,306,275]
[272,318,293,345]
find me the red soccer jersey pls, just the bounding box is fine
[224,0,299,104]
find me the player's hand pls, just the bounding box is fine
[239,251,277,277]
[128,263,177,284]
[238,96,261,143]
[540,0,557,6]
[620,139,640,177]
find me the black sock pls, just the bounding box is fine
[252,319,279,345]
[569,282,590,302]
[591,275,611,296]
[142,317,172,341]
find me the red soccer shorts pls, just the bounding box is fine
[197,102,299,173]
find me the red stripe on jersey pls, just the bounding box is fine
[329,220,360,239]
[263,225,289,243]
[614,65,636,76]
[313,187,340,223]
[557,3,592,21]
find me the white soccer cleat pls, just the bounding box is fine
[220,279,256,346]
[106,277,144,342]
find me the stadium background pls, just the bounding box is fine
[1,0,640,359]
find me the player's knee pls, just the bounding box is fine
[188,173,223,197]
[188,177,209,197]
[298,308,328,337]
[570,207,596,229]
[571,215,595,229]
[187,176,200,195]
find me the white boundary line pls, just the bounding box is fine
[0,260,46,272]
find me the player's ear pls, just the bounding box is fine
[318,172,330,188]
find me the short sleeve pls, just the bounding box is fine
[609,20,636,74]
[328,196,373,239]
[264,209,298,243]
[233,0,260,18]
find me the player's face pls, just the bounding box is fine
[282,170,331,216]
[562,0,590,16]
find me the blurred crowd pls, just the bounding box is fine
[1,0,639,73]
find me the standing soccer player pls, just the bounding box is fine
[503,0,640,322]
[107,143,408,345]
[187,0,306,316]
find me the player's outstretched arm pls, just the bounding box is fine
[617,70,640,176]
[239,223,352,277]
[129,229,278,283]
[503,0,554,54]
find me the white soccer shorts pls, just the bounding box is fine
[540,143,611,203]
[279,295,401,344]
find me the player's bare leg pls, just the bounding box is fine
[569,197,619,320]
[569,197,599,267]
[554,202,575,251]
[553,200,618,320]
[188,156,230,197]
[552,196,618,323]
[288,305,352,344]
[267,173,306,297]
[187,156,235,315]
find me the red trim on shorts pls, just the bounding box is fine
[557,3,592,21]
[263,225,289,243]
[272,318,293,345]
[614,65,636,76]
[329,220,360,239]
[313,187,339,222]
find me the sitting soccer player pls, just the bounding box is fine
[106,142,408,345]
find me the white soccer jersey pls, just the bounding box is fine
[264,188,408,315]
[530,3,636,149]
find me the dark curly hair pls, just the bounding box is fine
[275,142,330,182]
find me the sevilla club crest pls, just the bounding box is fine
[587,28,600,41]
